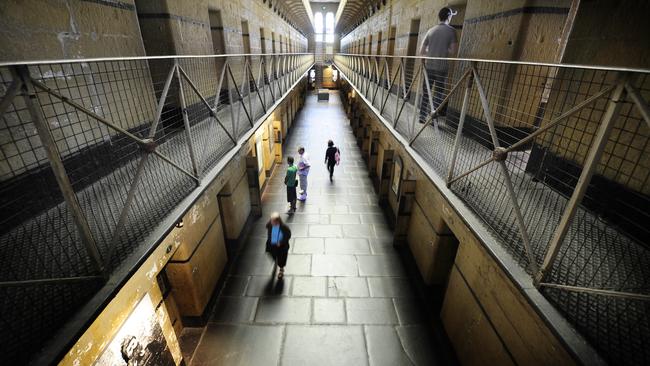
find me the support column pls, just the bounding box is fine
[377,149,394,206]
[394,175,416,246]
[368,131,380,177]
[246,153,263,218]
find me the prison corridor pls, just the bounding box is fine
[181,91,450,365]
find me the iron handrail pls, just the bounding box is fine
[0,52,314,67]
[336,52,650,74]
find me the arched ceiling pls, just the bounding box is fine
[272,0,314,35]
[278,0,385,37]
[335,0,383,36]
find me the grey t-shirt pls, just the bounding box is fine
[421,23,457,71]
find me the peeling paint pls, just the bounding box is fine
[58,0,82,58]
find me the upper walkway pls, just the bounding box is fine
[183,91,452,365]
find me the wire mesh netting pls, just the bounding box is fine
[0,53,313,363]
[335,54,650,365]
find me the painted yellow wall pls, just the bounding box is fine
[59,227,184,366]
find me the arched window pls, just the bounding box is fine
[325,13,334,34]
[315,11,335,43]
[314,12,323,33]
[325,12,334,43]
[314,12,324,42]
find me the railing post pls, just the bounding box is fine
[379,59,390,109]
[265,58,276,103]
[227,82,238,138]
[472,64,539,274]
[371,59,385,106]
[14,65,106,276]
[258,58,267,111]
[625,81,650,129]
[175,61,201,178]
[246,61,253,121]
[422,64,435,118]
[227,63,254,128]
[394,58,405,120]
[0,77,22,118]
[446,72,473,185]
[407,60,424,137]
[395,63,422,129]
[365,57,373,95]
[536,76,627,284]
[380,61,401,114]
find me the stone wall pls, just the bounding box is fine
[339,0,575,131]
[0,0,308,180]
[0,0,146,61]
[337,0,650,239]
[340,0,572,62]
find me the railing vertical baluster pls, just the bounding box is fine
[394,58,405,123]
[366,56,372,95]
[408,60,425,138]
[246,61,253,121]
[258,58,266,111]
[422,64,435,119]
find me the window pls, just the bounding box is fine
[325,13,334,34]
[315,12,324,33]
[315,11,334,43]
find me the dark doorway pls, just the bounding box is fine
[209,10,229,101]
[405,19,421,87]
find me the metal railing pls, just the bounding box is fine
[334,53,650,365]
[0,53,313,363]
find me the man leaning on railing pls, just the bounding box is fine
[418,7,459,124]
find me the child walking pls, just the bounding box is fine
[284,156,298,213]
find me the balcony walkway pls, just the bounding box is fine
[183,90,451,365]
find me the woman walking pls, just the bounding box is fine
[324,140,340,181]
[265,212,291,279]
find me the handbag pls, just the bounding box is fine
[334,148,341,165]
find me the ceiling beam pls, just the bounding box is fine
[335,0,348,28]
[301,0,315,32]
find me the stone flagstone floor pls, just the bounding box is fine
[182,90,448,366]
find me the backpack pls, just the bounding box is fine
[334,148,340,165]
